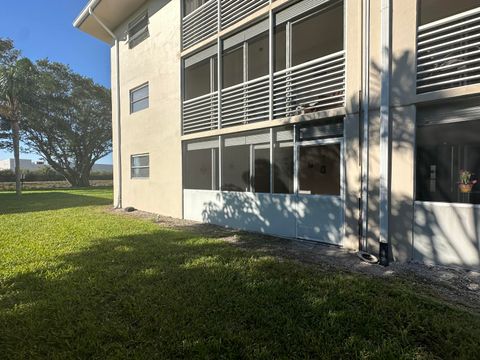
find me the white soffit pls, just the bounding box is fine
[73,0,148,43]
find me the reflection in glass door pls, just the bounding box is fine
[295,138,344,244]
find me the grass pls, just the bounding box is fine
[0,189,479,359]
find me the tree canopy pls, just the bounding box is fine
[22,60,112,187]
[0,38,112,189]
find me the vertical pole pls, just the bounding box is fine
[361,0,370,250]
[217,0,222,129]
[379,0,391,266]
[269,7,274,121]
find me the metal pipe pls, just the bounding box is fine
[88,7,123,209]
[379,0,391,266]
[361,0,370,251]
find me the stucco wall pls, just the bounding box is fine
[111,0,182,217]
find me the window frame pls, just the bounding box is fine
[130,82,150,114]
[127,11,149,49]
[131,153,150,179]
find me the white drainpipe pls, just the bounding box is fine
[361,0,371,251]
[88,7,123,209]
[379,0,391,265]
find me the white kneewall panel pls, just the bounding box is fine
[414,202,480,269]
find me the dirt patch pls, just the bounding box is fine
[110,208,480,313]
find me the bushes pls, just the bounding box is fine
[0,168,112,182]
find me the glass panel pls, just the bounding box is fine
[185,148,219,190]
[184,0,209,16]
[273,128,294,194]
[131,98,149,113]
[131,84,149,102]
[254,147,270,193]
[222,142,250,192]
[131,167,150,178]
[416,120,480,204]
[132,155,149,167]
[185,59,211,100]
[291,4,343,66]
[248,33,269,80]
[213,56,218,91]
[275,25,286,72]
[299,144,340,196]
[223,46,244,88]
[419,0,480,25]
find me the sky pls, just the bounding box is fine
[0,0,112,164]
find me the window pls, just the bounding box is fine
[253,146,270,193]
[128,12,149,49]
[248,33,269,80]
[291,4,343,66]
[273,128,294,194]
[130,83,149,113]
[299,143,340,196]
[184,139,219,190]
[184,56,217,100]
[222,131,270,192]
[222,139,250,192]
[419,0,480,25]
[184,0,209,16]
[223,46,244,88]
[275,25,286,72]
[416,120,480,204]
[131,154,150,178]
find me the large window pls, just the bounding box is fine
[419,0,480,25]
[222,131,271,192]
[223,46,244,88]
[273,128,294,194]
[130,83,149,113]
[299,143,340,196]
[416,120,480,204]
[183,0,209,16]
[291,4,344,66]
[128,12,149,49]
[248,34,269,80]
[184,56,217,100]
[131,154,150,178]
[222,30,269,88]
[184,139,219,190]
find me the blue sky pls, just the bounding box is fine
[0,0,112,164]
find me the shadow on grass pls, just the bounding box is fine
[0,190,112,215]
[1,228,479,359]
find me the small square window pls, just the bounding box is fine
[130,83,149,113]
[128,12,149,48]
[131,154,150,178]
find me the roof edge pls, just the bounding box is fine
[73,0,101,28]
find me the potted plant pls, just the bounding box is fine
[458,170,477,193]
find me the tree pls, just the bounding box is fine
[0,38,35,196]
[22,60,112,187]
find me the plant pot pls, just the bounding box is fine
[459,183,474,193]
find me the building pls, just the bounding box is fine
[74,0,480,269]
[0,158,113,173]
[0,159,45,171]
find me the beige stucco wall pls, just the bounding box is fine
[111,0,182,217]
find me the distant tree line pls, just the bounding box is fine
[0,38,112,196]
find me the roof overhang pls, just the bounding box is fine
[73,0,148,43]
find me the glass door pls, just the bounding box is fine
[295,138,344,244]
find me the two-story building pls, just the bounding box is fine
[74,0,480,269]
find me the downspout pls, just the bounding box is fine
[361,0,370,251]
[88,7,123,209]
[379,0,391,266]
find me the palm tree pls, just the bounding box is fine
[0,40,35,197]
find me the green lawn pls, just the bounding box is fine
[1,189,479,359]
